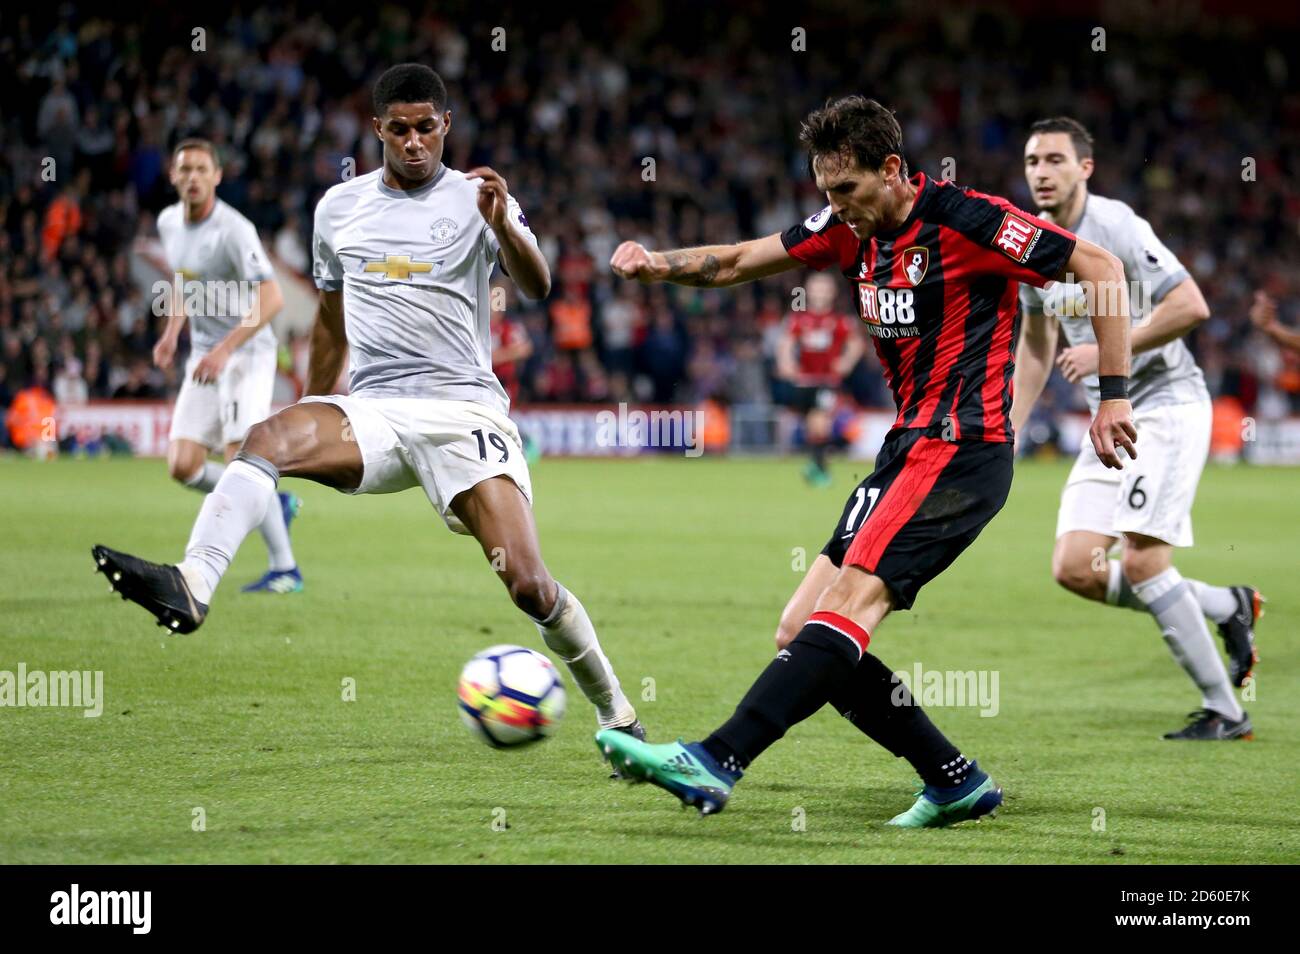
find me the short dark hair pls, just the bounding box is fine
[372,63,448,116]
[1028,117,1094,160]
[172,138,221,167]
[799,95,907,178]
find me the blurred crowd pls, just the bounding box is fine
[3,2,1300,448]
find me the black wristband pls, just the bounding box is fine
[1099,375,1128,401]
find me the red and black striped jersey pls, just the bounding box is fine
[780,172,1076,442]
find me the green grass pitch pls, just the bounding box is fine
[2,453,1296,864]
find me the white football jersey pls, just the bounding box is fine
[312,164,537,413]
[1020,192,1208,412]
[157,199,276,355]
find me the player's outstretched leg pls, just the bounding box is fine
[451,476,640,736]
[95,403,360,632]
[601,565,886,816]
[773,555,1001,826]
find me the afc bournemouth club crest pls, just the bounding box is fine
[903,246,928,286]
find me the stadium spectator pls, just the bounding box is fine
[111,358,162,400]
[0,3,1296,452]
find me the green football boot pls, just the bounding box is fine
[595,730,738,815]
[887,763,1003,828]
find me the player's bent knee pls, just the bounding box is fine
[815,567,891,623]
[166,445,205,484]
[508,573,555,620]
[239,418,282,462]
[1051,558,1096,596]
[167,458,196,483]
[239,412,307,470]
[774,619,800,651]
[1121,546,1168,584]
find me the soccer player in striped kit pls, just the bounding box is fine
[601,96,1136,826]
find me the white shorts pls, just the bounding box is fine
[169,346,277,450]
[297,394,533,534]
[1055,399,1211,547]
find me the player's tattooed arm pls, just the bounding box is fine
[663,250,722,286]
[611,233,798,287]
[306,289,347,396]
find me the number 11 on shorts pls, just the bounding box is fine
[846,485,881,533]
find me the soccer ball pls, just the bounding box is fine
[457,645,566,747]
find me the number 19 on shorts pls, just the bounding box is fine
[472,428,510,463]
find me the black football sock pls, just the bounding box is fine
[812,441,829,472]
[829,652,972,789]
[703,612,869,772]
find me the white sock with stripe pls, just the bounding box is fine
[1129,567,1242,720]
[179,457,277,603]
[184,460,295,573]
[1104,560,1146,611]
[533,583,636,729]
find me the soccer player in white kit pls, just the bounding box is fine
[152,139,303,594]
[1011,118,1262,741]
[95,65,643,747]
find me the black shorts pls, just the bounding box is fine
[820,428,1013,610]
[784,385,836,414]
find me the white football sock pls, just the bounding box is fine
[533,583,636,728]
[184,459,293,572]
[182,460,226,493]
[1129,567,1243,720]
[179,457,277,603]
[1186,580,1238,624]
[257,494,296,572]
[1104,561,1146,611]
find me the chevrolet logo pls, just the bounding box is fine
[363,255,435,280]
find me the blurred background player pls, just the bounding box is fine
[1250,290,1300,354]
[490,282,539,463]
[1012,118,1259,740]
[94,64,642,751]
[150,139,303,594]
[774,272,864,486]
